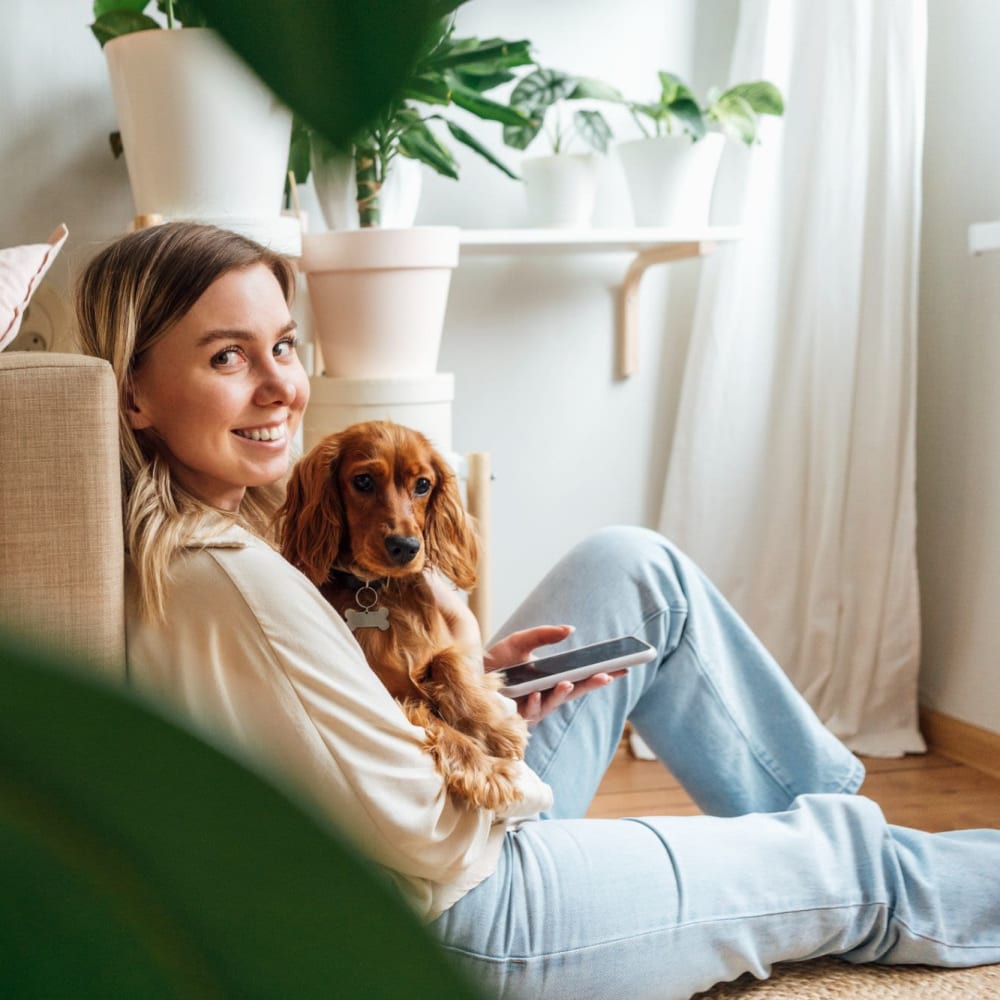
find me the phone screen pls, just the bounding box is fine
[500,636,649,686]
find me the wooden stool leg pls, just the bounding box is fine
[465,452,491,640]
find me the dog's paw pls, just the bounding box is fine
[481,714,529,762]
[448,756,525,812]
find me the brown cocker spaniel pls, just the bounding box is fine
[277,420,527,810]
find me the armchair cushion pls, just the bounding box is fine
[0,352,125,678]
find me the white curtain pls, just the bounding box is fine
[659,0,927,756]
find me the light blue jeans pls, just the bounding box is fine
[431,528,1000,999]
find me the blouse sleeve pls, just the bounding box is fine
[125,534,552,902]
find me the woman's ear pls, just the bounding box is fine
[124,380,153,430]
[278,436,345,585]
[425,454,479,592]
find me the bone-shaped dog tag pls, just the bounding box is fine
[345,607,390,632]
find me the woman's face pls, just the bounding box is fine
[129,263,310,511]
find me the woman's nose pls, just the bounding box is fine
[254,370,298,406]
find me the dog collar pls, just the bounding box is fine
[327,568,387,591]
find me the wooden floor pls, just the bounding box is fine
[588,743,1000,831]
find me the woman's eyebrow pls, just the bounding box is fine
[195,320,297,348]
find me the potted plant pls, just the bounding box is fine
[305,23,533,230]
[91,0,296,247]
[299,8,534,379]
[502,66,622,228]
[618,72,784,227]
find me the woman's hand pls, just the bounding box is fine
[423,568,483,650]
[485,625,622,726]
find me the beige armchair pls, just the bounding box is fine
[0,352,124,679]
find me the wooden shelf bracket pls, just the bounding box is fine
[617,240,718,378]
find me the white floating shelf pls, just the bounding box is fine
[458,226,743,377]
[459,226,742,256]
[969,221,1000,256]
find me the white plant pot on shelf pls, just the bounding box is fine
[104,28,292,224]
[304,373,455,454]
[521,153,601,228]
[617,132,726,228]
[311,151,423,231]
[300,226,459,379]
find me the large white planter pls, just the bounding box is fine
[300,227,459,379]
[104,28,292,224]
[617,133,726,228]
[304,373,455,453]
[311,151,423,231]
[521,153,601,228]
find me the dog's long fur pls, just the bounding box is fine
[277,420,527,810]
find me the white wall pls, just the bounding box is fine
[918,0,1000,734]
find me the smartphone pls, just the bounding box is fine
[498,636,656,698]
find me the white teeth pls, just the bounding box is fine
[236,425,285,442]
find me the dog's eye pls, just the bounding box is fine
[414,477,432,496]
[352,474,374,493]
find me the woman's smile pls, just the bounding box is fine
[233,422,289,443]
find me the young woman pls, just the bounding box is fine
[77,222,1000,1000]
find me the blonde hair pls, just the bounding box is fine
[75,222,298,621]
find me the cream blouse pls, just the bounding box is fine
[125,523,553,920]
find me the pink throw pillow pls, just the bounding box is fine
[0,225,69,352]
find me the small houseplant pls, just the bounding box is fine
[619,71,785,227]
[91,0,294,243]
[501,66,622,227]
[306,11,534,229]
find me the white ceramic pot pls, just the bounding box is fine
[304,373,455,454]
[521,153,601,228]
[617,133,726,227]
[104,28,292,222]
[300,227,459,379]
[311,151,423,231]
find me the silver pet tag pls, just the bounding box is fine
[345,607,390,631]
[345,583,390,631]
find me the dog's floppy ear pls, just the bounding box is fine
[425,451,479,591]
[277,435,345,586]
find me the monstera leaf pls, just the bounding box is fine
[0,631,480,998]
[194,0,463,151]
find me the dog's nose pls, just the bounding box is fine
[385,534,422,565]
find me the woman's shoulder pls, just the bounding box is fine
[172,523,332,616]
[131,520,362,668]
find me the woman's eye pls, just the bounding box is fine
[414,477,432,496]
[353,474,374,493]
[211,346,245,369]
[274,337,297,358]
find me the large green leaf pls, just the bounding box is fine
[0,632,481,998]
[574,109,613,153]
[711,93,758,144]
[425,37,533,72]
[569,77,624,103]
[93,0,149,15]
[657,70,698,107]
[443,118,519,179]
[509,67,578,115]
[194,0,452,150]
[404,74,453,106]
[502,109,544,152]
[91,9,160,47]
[398,119,460,178]
[447,74,534,126]
[720,80,785,116]
[670,96,707,139]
